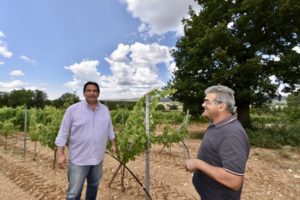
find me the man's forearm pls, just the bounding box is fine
[186,159,243,191]
[111,139,116,146]
[56,146,65,156]
[110,139,116,154]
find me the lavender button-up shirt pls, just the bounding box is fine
[55,100,115,166]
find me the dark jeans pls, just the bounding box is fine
[66,161,103,200]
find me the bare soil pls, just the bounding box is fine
[0,124,299,200]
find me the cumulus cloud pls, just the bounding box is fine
[123,0,201,36]
[64,42,176,99]
[20,55,36,65]
[0,80,26,91]
[10,70,25,77]
[103,42,175,99]
[64,60,102,91]
[0,61,4,65]
[0,31,13,58]
[0,80,46,95]
[167,62,177,75]
[106,42,174,82]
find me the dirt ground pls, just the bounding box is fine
[0,123,299,200]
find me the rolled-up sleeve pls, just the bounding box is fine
[55,108,72,147]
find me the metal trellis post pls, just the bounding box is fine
[145,93,150,199]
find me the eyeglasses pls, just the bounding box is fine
[203,99,223,105]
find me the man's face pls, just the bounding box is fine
[201,93,220,120]
[84,84,99,103]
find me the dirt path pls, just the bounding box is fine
[0,134,299,200]
[0,172,34,200]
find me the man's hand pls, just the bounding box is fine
[56,147,67,169]
[185,159,199,172]
[110,140,116,155]
[56,153,67,169]
[185,158,244,190]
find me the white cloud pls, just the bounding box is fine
[0,43,13,58]
[0,31,4,38]
[64,42,176,100]
[102,42,175,99]
[0,80,49,98]
[0,61,4,65]
[168,62,177,75]
[138,23,148,33]
[10,70,25,77]
[105,42,172,86]
[0,31,13,58]
[123,0,201,36]
[64,60,102,91]
[20,55,36,65]
[0,80,26,91]
[110,44,130,62]
[47,89,68,100]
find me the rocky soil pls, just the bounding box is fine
[0,125,299,200]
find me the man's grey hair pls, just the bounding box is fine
[205,85,236,114]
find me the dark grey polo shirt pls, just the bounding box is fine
[192,115,250,200]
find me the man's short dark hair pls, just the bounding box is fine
[83,81,100,93]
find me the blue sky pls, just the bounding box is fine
[0,0,200,100]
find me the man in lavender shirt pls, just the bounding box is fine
[55,81,116,200]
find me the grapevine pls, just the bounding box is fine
[0,106,24,149]
[116,89,189,164]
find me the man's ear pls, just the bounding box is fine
[218,102,226,111]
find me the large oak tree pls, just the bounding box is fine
[170,0,300,127]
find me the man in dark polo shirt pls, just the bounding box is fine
[185,85,250,200]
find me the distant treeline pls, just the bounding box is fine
[0,89,137,110]
[100,100,136,110]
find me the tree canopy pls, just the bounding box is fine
[170,0,300,127]
[0,89,48,108]
[0,90,80,109]
[51,92,80,108]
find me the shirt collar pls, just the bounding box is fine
[83,100,101,110]
[209,115,237,128]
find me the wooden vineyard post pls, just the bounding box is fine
[182,110,190,160]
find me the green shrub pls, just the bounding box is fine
[247,120,300,148]
[168,104,178,110]
[156,104,166,111]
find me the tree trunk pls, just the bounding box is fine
[236,103,251,129]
